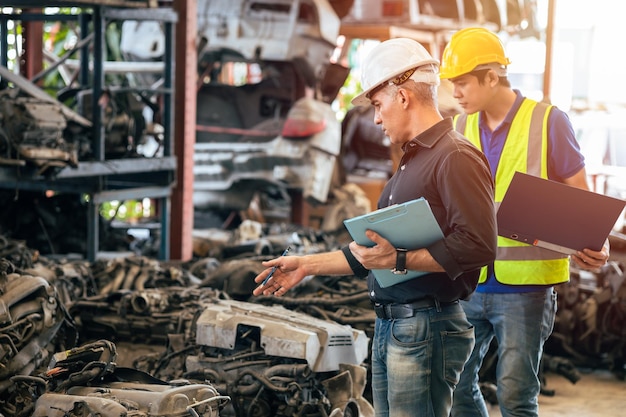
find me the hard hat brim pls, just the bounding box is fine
[351,90,372,107]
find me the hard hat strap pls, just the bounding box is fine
[393,67,418,85]
[366,66,439,99]
[473,63,508,77]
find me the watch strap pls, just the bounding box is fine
[392,248,408,275]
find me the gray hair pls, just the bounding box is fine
[387,78,438,107]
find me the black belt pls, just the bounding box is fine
[373,299,459,320]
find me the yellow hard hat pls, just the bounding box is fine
[352,38,440,107]
[439,27,512,80]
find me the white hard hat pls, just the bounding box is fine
[352,38,440,107]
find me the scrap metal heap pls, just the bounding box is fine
[0,69,161,172]
[0,231,374,417]
[1,229,626,416]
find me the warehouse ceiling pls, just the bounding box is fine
[9,0,539,36]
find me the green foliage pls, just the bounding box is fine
[4,7,129,96]
[333,38,369,121]
[335,70,362,121]
[42,14,80,94]
[100,199,154,222]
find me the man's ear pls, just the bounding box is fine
[398,88,409,106]
[488,69,500,86]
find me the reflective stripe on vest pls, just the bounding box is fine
[453,100,569,286]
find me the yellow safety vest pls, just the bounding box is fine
[453,99,569,286]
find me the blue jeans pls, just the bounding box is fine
[371,301,474,417]
[451,288,557,417]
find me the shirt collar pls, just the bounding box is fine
[507,89,525,123]
[479,89,525,130]
[402,117,453,152]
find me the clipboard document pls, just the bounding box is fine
[343,197,444,288]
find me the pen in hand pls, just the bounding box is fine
[260,246,291,286]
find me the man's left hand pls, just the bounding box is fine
[573,242,610,270]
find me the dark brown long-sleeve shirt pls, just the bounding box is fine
[371,117,497,304]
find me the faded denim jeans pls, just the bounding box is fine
[451,288,557,417]
[371,302,474,417]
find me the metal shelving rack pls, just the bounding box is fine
[0,2,178,261]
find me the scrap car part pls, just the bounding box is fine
[547,261,626,376]
[5,340,228,417]
[194,299,368,372]
[27,339,230,417]
[67,282,373,417]
[196,0,340,81]
[188,299,372,417]
[0,93,78,175]
[0,262,71,417]
[194,96,341,207]
[32,382,229,417]
[0,268,65,386]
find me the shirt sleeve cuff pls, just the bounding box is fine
[428,240,464,280]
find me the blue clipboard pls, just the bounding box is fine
[343,197,444,288]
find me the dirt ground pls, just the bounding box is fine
[486,363,626,416]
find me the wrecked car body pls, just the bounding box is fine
[193,96,342,212]
[116,0,349,219]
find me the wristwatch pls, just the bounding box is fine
[392,248,408,275]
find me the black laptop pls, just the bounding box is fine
[497,172,626,255]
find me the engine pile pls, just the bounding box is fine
[0,229,625,416]
[0,231,374,417]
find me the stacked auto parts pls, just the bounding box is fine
[548,261,626,378]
